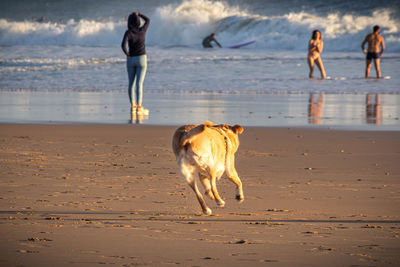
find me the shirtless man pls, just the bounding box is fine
[361,25,385,78]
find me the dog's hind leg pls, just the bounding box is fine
[210,171,225,207]
[180,163,212,215]
[199,173,215,200]
[188,179,212,215]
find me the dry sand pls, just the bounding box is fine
[0,124,399,266]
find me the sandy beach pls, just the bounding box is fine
[0,123,399,266]
[1,0,399,265]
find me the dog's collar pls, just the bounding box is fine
[223,136,228,158]
[210,126,229,159]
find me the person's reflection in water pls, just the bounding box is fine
[130,112,148,124]
[308,93,325,125]
[366,93,382,124]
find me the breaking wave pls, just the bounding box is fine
[0,0,399,51]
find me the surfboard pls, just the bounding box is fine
[227,40,256,49]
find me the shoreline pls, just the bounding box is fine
[1,122,400,132]
[0,91,399,130]
[1,123,399,266]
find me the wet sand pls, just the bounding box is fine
[0,124,399,266]
[1,91,400,129]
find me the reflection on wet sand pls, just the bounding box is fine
[307,93,385,126]
[130,112,149,124]
[1,91,398,128]
[308,93,325,125]
[366,94,382,124]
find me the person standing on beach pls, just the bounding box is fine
[361,25,385,78]
[202,33,222,48]
[121,12,150,115]
[307,30,326,79]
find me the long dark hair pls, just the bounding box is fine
[311,30,322,40]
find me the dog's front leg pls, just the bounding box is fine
[229,175,244,202]
[226,156,244,202]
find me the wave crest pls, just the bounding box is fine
[0,18,124,46]
[0,0,399,51]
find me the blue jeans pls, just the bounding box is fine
[126,55,147,105]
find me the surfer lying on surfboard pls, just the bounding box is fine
[202,33,222,48]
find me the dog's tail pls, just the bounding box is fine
[172,124,207,157]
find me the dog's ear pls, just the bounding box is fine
[204,120,216,126]
[232,124,244,134]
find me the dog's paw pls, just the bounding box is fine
[203,207,212,215]
[236,194,244,202]
[217,200,225,207]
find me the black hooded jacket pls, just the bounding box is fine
[121,13,150,57]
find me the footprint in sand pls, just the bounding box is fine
[17,249,39,253]
[203,256,218,260]
[226,239,249,244]
[358,244,380,250]
[302,231,319,235]
[26,237,52,242]
[80,250,100,254]
[311,246,336,253]
[260,259,279,262]
[361,224,383,229]
[266,208,289,212]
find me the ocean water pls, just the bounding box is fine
[0,0,400,128]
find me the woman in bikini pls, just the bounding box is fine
[307,30,326,79]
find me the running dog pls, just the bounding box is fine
[172,121,244,215]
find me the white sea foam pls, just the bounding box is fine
[149,0,249,46]
[0,18,125,46]
[213,7,399,51]
[0,57,124,72]
[1,0,399,51]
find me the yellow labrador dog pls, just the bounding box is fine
[172,121,244,215]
